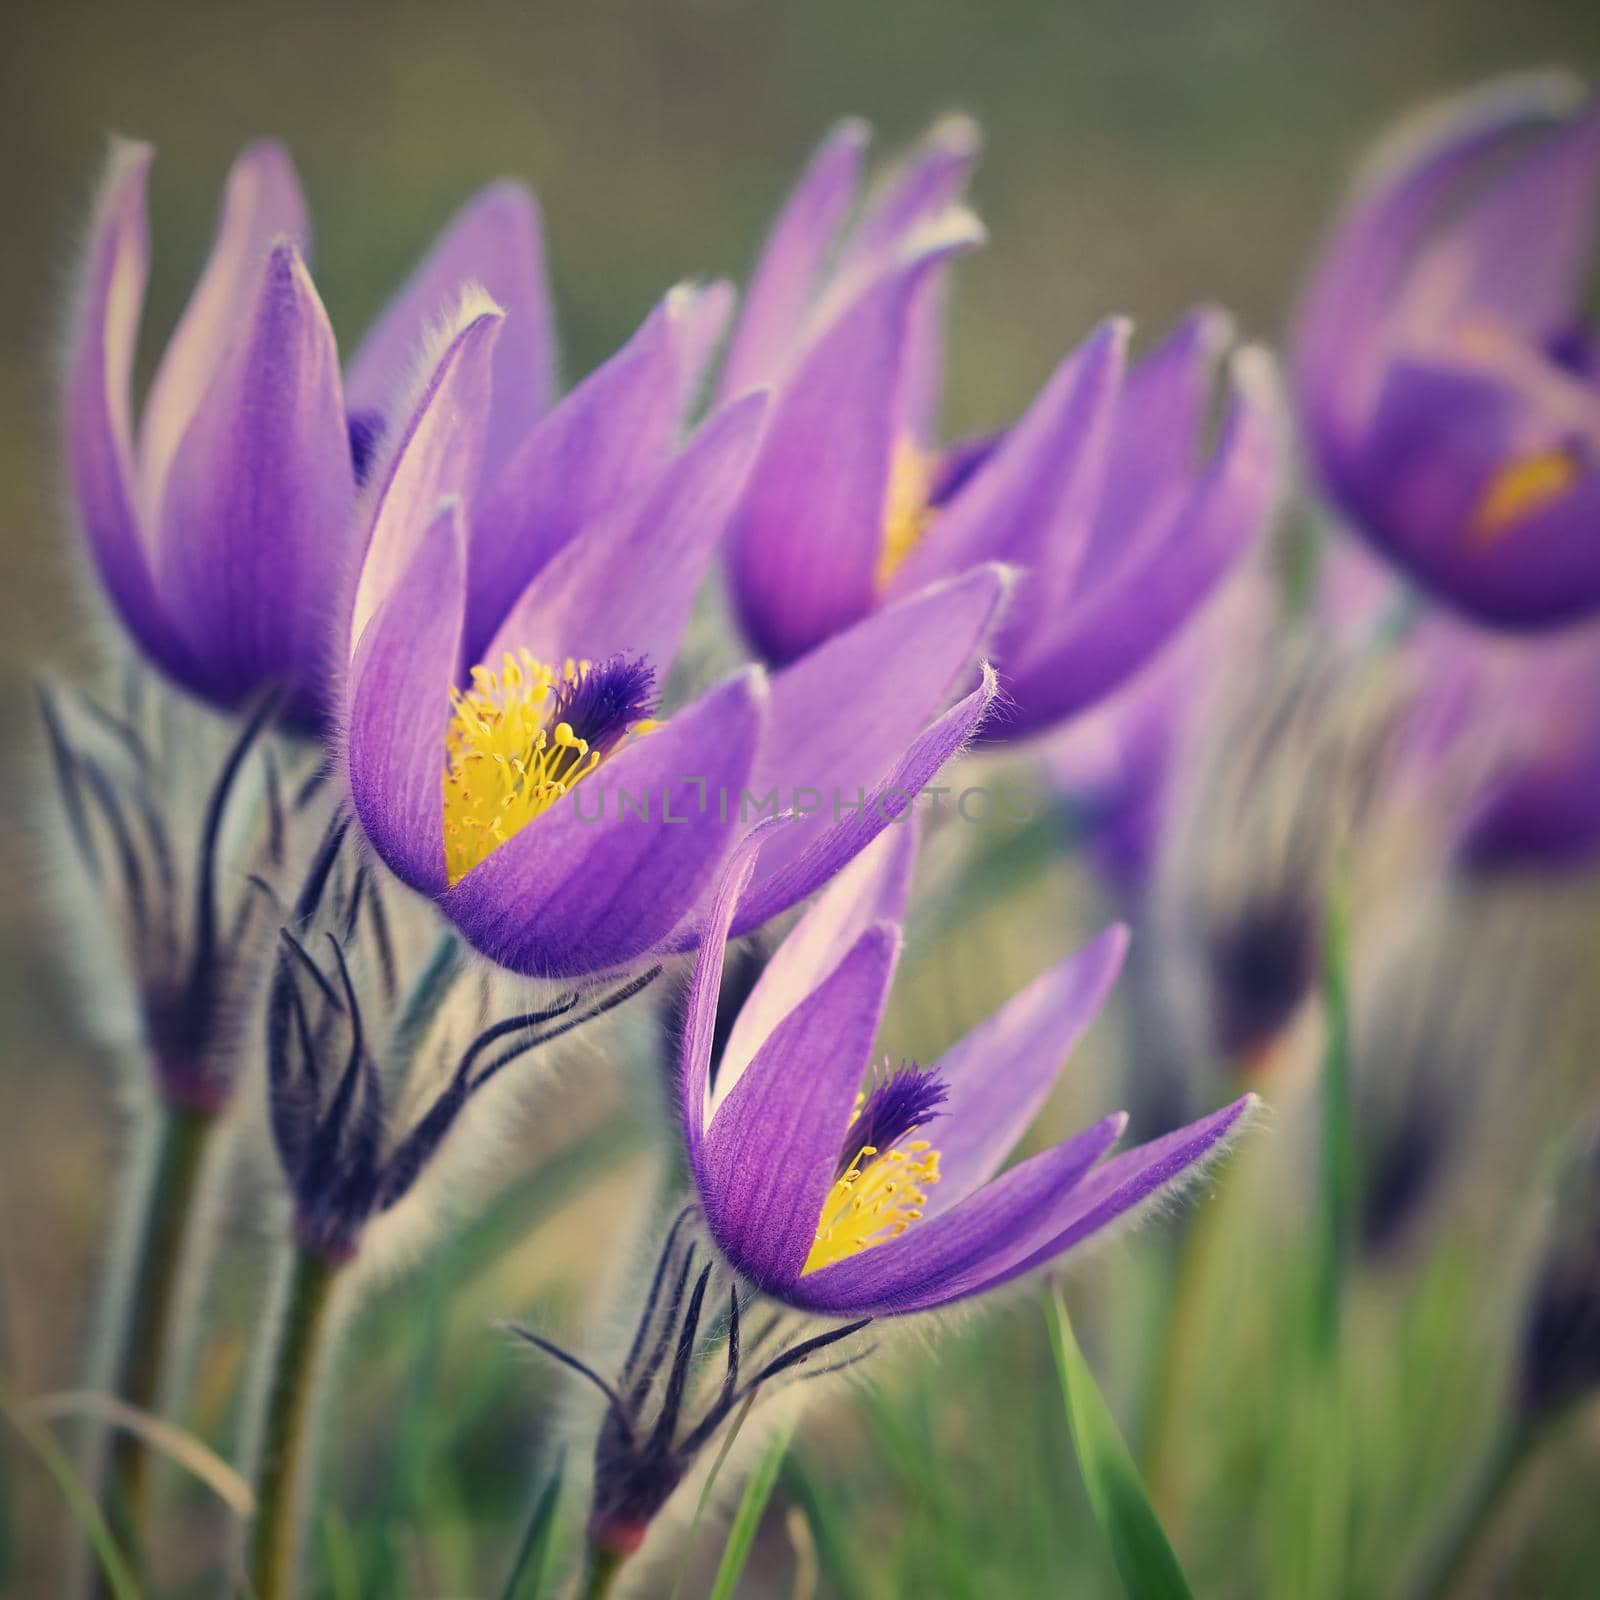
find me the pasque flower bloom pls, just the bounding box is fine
[1411,613,1600,873]
[67,137,712,727]
[719,120,1283,738]
[1045,572,1269,905]
[678,825,1254,1316]
[1294,76,1600,630]
[345,295,1005,980]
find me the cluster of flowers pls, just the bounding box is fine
[44,70,1600,1599]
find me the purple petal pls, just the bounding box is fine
[345,180,554,486]
[1294,75,1580,461]
[64,141,190,680]
[837,115,981,440]
[717,822,917,1109]
[739,564,1008,899]
[1409,102,1600,345]
[678,826,777,1186]
[438,668,765,979]
[937,1095,1258,1308]
[672,278,736,412]
[788,1113,1124,1315]
[345,501,465,896]
[1462,741,1600,871]
[719,119,868,401]
[464,289,709,660]
[700,923,901,1290]
[840,114,982,276]
[922,925,1129,1217]
[1000,349,1282,737]
[155,243,354,723]
[1340,355,1600,626]
[1081,308,1234,590]
[349,298,504,650]
[729,664,1000,939]
[139,142,310,514]
[889,320,1129,662]
[1435,465,1600,629]
[480,393,765,677]
[728,221,984,666]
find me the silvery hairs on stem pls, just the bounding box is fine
[264,823,663,1267]
[507,1204,874,1567]
[36,668,334,1113]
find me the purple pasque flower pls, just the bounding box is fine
[718,123,1283,737]
[1044,570,1271,905]
[66,137,713,728]
[678,825,1254,1317]
[1294,75,1600,630]
[1411,612,1600,874]
[344,298,1007,981]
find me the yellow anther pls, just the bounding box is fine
[440,651,652,885]
[802,1139,942,1276]
[1471,448,1580,544]
[876,438,935,587]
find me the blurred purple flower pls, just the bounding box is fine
[677,827,1254,1317]
[344,299,1006,980]
[1294,76,1600,630]
[1413,614,1600,873]
[1045,573,1270,905]
[719,121,1283,738]
[66,138,712,728]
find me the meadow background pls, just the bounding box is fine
[4,2,1600,1596]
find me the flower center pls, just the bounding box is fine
[1470,448,1580,544]
[802,1063,946,1276]
[876,438,935,586]
[442,650,658,885]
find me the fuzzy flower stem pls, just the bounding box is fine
[94,1098,215,1582]
[248,1244,343,1600]
[1407,1418,1544,1600]
[580,1544,627,1600]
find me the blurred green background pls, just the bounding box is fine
[4,2,1600,1596]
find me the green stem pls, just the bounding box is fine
[249,1245,343,1600]
[579,1546,625,1600]
[1408,1420,1542,1600]
[97,1099,215,1571]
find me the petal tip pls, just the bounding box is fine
[829,115,874,152]
[924,110,984,158]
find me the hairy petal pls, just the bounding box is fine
[700,923,901,1289]
[156,243,354,722]
[345,179,555,486]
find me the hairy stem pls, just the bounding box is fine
[248,1245,343,1600]
[93,1098,215,1585]
[580,1545,627,1600]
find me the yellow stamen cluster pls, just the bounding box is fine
[1470,448,1580,544]
[441,649,656,885]
[876,438,935,586]
[802,1139,941,1276]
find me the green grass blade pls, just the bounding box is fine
[1046,1290,1195,1600]
[499,1448,567,1600]
[781,1451,876,1600]
[0,1383,140,1600]
[708,1422,792,1600]
[322,1507,364,1600]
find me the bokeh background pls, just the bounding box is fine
[5,2,1600,1596]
